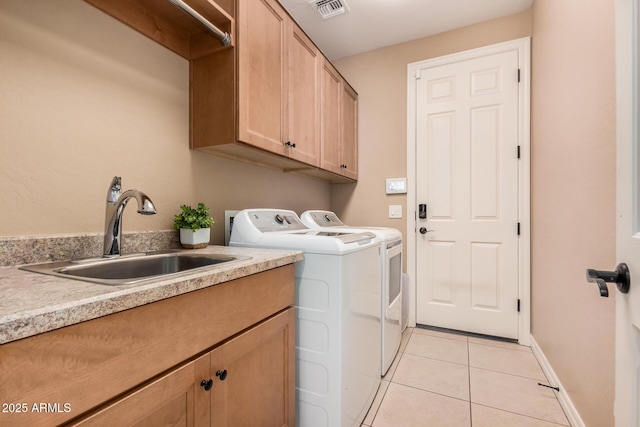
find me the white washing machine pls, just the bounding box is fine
[229,209,381,427]
[301,210,403,376]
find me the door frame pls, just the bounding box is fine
[615,0,640,424]
[406,37,531,345]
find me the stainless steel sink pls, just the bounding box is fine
[20,250,250,286]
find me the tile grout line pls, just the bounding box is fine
[468,365,548,383]
[377,329,568,427]
[402,350,470,368]
[366,327,414,426]
[369,379,391,425]
[468,343,570,426]
[468,340,533,353]
[468,338,473,427]
[384,381,472,405]
[472,403,571,427]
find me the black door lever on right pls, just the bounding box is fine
[586,263,630,297]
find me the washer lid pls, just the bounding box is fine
[300,211,402,243]
[230,209,380,254]
[311,230,377,244]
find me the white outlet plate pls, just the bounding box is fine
[389,205,402,218]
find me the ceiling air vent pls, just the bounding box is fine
[310,0,349,20]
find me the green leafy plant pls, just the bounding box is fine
[173,203,215,232]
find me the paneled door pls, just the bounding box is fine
[414,46,522,338]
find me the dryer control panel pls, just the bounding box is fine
[303,211,346,227]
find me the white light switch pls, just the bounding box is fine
[389,205,402,219]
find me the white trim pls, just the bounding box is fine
[530,336,586,427]
[406,37,531,345]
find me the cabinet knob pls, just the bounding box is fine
[216,369,228,381]
[200,379,213,391]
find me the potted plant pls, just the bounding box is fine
[173,203,215,249]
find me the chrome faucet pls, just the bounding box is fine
[103,176,157,257]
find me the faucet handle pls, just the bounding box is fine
[106,176,122,204]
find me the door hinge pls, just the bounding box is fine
[517,222,521,235]
[517,145,521,159]
[517,299,521,312]
[415,69,422,80]
[517,68,521,83]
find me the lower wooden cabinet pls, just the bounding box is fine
[1,265,295,427]
[72,354,209,426]
[210,307,295,426]
[71,308,295,426]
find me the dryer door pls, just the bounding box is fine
[383,242,403,375]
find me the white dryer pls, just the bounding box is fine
[301,210,403,376]
[229,209,381,427]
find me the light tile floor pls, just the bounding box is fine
[362,327,570,427]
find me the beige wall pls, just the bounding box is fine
[0,0,330,245]
[2,0,617,424]
[333,3,616,425]
[531,1,616,426]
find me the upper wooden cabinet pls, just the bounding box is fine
[320,59,342,175]
[341,82,359,180]
[236,0,288,156]
[234,0,319,166]
[321,59,358,180]
[287,25,321,166]
[85,0,356,182]
[194,0,325,172]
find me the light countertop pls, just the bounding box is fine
[0,246,303,344]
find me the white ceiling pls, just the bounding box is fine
[279,0,533,60]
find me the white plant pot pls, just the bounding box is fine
[179,228,210,249]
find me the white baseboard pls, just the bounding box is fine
[530,336,586,427]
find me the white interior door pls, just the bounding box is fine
[414,46,521,339]
[615,1,640,425]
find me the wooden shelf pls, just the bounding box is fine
[85,0,234,59]
[84,0,358,183]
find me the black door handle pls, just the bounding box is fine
[419,227,434,235]
[586,263,630,297]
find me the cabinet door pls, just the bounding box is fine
[341,83,358,179]
[211,308,295,427]
[237,0,287,155]
[287,25,320,166]
[320,59,343,175]
[72,354,210,426]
